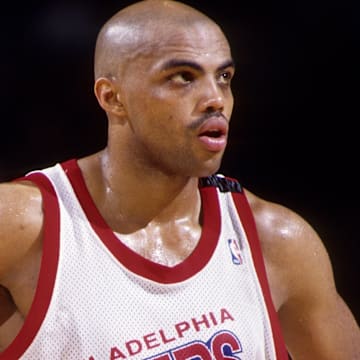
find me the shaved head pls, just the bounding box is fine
[94,0,227,79]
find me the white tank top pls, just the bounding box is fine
[2,159,288,360]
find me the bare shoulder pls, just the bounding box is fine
[244,188,320,273]
[244,188,323,307]
[244,187,344,306]
[244,188,360,359]
[0,181,43,280]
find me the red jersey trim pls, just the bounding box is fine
[231,191,289,360]
[61,159,221,284]
[1,173,60,359]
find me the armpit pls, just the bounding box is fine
[0,285,16,326]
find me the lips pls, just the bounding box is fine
[197,116,228,152]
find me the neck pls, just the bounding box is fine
[78,149,202,234]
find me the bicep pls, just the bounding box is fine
[280,290,360,359]
[277,224,360,359]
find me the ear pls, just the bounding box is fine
[94,77,126,117]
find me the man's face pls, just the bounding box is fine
[116,22,235,178]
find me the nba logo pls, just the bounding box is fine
[228,238,243,265]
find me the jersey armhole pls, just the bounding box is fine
[231,191,290,360]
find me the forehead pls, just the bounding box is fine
[129,23,232,71]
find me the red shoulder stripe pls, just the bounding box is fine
[231,191,289,360]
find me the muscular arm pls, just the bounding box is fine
[247,190,360,360]
[0,182,43,348]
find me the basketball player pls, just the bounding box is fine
[0,1,359,359]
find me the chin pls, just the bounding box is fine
[193,159,223,178]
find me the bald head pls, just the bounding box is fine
[94,0,227,79]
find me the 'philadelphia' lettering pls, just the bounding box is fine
[87,308,235,360]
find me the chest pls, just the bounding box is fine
[25,222,276,359]
[114,221,202,267]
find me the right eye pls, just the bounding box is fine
[168,71,195,85]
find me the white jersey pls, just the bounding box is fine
[2,159,288,360]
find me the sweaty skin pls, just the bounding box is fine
[1,0,359,358]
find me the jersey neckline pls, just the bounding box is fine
[61,159,221,284]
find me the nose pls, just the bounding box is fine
[196,77,225,114]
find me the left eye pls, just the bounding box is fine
[218,71,232,84]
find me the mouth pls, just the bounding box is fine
[197,117,228,152]
[199,129,225,138]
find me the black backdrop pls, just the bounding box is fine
[2,0,359,321]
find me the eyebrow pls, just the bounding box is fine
[159,58,235,73]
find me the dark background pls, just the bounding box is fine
[2,0,359,321]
